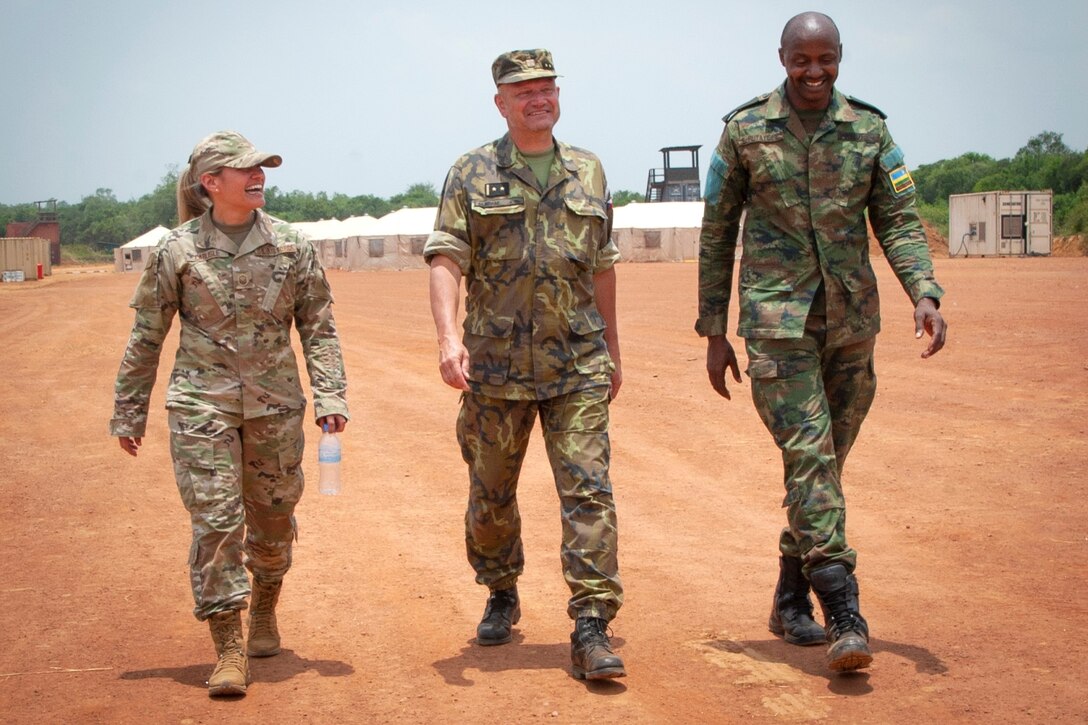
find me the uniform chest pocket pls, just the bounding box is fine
[254,251,297,322]
[831,136,879,205]
[759,146,803,208]
[470,197,527,261]
[180,256,233,327]
[559,196,607,267]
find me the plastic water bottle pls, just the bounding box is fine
[317,425,341,495]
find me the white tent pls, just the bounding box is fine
[612,201,703,262]
[114,225,170,272]
[353,207,437,269]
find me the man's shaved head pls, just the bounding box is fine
[781,12,840,48]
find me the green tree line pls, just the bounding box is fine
[913,131,1088,236]
[2,130,1085,255]
[0,171,441,252]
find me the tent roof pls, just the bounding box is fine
[339,214,380,237]
[292,218,347,240]
[121,225,171,249]
[368,207,437,237]
[613,201,703,230]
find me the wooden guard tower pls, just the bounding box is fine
[645,145,702,202]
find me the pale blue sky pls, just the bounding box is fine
[2,0,1085,205]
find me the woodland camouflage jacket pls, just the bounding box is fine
[697,84,944,346]
[425,133,619,400]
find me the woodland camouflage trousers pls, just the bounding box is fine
[457,386,623,621]
[745,313,877,576]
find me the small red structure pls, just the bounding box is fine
[6,199,60,264]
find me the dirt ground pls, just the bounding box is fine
[1,256,1086,724]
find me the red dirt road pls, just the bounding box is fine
[1,258,1086,723]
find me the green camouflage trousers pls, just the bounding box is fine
[457,386,623,621]
[745,314,876,576]
[168,407,305,621]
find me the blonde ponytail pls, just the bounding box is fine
[176,163,211,223]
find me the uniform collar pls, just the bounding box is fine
[197,209,279,257]
[766,82,859,124]
[495,133,578,192]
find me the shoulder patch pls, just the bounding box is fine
[846,95,887,119]
[704,151,729,203]
[724,93,770,122]
[880,145,915,197]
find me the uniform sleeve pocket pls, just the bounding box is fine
[568,308,606,336]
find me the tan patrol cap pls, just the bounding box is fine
[491,49,558,85]
[187,130,282,177]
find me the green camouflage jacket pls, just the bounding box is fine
[696,83,944,345]
[424,133,619,400]
[110,209,348,436]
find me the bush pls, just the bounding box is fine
[61,243,114,265]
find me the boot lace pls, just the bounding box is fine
[249,583,279,637]
[823,589,864,637]
[578,617,613,647]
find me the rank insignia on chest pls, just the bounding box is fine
[888,165,915,195]
[485,182,510,197]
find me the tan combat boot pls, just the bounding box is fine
[207,610,249,697]
[247,578,283,657]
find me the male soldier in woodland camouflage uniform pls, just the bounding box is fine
[425,49,625,680]
[111,131,348,697]
[697,13,947,673]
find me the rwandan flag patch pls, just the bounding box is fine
[889,165,915,195]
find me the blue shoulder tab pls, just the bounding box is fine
[846,95,887,119]
[723,93,770,122]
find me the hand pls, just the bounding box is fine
[914,297,947,358]
[609,363,623,401]
[118,436,142,457]
[317,414,348,433]
[707,335,742,399]
[438,335,471,391]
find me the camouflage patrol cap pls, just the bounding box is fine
[187,130,282,177]
[491,49,558,85]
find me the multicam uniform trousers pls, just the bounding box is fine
[745,312,877,576]
[457,385,623,621]
[168,407,305,621]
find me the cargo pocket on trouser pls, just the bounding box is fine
[241,409,306,582]
[168,415,247,620]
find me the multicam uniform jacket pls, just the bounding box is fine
[110,209,348,436]
[424,133,619,401]
[696,84,944,345]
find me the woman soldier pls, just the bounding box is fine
[110,131,349,697]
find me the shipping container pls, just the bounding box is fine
[948,191,1052,257]
[0,237,52,281]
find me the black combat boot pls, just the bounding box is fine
[809,563,873,672]
[476,587,520,646]
[768,556,826,646]
[570,617,626,680]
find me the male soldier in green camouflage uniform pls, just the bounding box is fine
[425,49,625,680]
[697,13,947,673]
[111,131,348,696]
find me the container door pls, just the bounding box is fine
[1027,194,1052,255]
